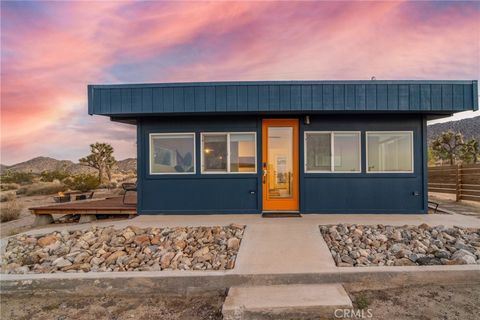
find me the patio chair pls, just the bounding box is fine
[122,182,137,205]
[428,200,439,214]
[75,191,94,201]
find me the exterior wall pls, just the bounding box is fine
[137,114,427,214]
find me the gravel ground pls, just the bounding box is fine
[0,293,225,320]
[350,283,480,320]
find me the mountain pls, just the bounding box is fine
[1,156,136,175]
[427,116,480,142]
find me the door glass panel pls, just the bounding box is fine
[267,127,293,198]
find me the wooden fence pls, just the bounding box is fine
[428,164,480,202]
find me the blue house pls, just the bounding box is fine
[88,80,478,215]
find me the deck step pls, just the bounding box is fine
[222,284,353,320]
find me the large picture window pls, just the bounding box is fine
[305,132,361,173]
[150,133,195,174]
[366,131,413,173]
[202,132,256,173]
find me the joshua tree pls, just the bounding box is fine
[79,143,116,184]
[430,131,464,165]
[460,138,479,164]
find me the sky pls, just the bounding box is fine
[1,1,479,165]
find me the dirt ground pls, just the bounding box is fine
[0,293,225,320]
[1,284,479,320]
[351,283,480,320]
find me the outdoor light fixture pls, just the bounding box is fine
[304,115,310,125]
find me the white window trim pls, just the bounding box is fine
[304,131,362,173]
[201,132,257,174]
[366,131,414,174]
[149,133,196,175]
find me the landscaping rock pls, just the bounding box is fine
[320,224,480,267]
[1,224,245,274]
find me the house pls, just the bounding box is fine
[88,80,478,214]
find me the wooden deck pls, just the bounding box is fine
[30,197,137,216]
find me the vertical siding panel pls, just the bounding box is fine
[247,85,259,111]
[152,87,163,113]
[226,86,237,112]
[96,89,105,113]
[237,86,248,111]
[269,85,280,111]
[173,87,184,112]
[301,85,312,110]
[453,84,464,111]
[345,84,355,110]
[184,87,195,112]
[142,88,153,113]
[215,86,227,112]
[312,85,323,110]
[398,84,409,110]
[409,84,420,110]
[121,88,132,113]
[431,85,442,111]
[194,87,206,112]
[442,84,453,111]
[258,85,269,111]
[420,84,431,110]
[333,84,345,110]
[205,86,216,112]
[163,87,174,112]
[323,84,333,109]
[365,84,376,110]
[110,88,122,113]
[376,84,388,110]
[101,89,111,114]
[355,84,366,111]
[279,85,291,111]
[132,88,142,113]
[387,84,398,110]
[290,85,302,110]
[463,84,473,110]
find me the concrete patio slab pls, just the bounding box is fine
[222,283,352,320]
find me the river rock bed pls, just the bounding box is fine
[320,224,480,267]
[1,224,245,274]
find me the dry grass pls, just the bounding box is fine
[16,181,67,196]
[1,200,23,222]
[0,192,16,202]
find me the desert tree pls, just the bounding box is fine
[460,138,479,164]
[79,143,116,184]
[430,130,464,165]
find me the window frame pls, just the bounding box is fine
[304,131,362,173]
[149,132,196,175]
[201,132,257,174]
[366,131,414,174]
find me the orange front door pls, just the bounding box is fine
[262,119,299,211]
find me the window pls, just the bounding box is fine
[305,132,361,172]
[150,133,195,174]
[366,131,413,173]
[202,133,256,173]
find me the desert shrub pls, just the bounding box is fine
[64,174,100,192]
[16,181,67,196]
[0,183,19,191]
[0,192,16,202]
[1,200,23,222]
[40,170,70,182]
[0,171,35,185]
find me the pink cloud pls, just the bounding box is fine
[1,1,479,164]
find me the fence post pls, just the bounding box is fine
[455,164,461,202]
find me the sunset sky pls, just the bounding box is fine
[1,1,479,165]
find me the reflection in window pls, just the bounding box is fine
[305,132,360,172]
[203,134,227,172]
[367,132,413,172]
[202,133,256,173]
[150,133,195,174]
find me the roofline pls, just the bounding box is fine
[88,80,478,89]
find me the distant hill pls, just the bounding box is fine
[1,156,136,175]
[427,116,480,142]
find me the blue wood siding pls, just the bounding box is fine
[89,80,478,116]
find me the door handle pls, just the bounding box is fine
[262,162,267,184]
